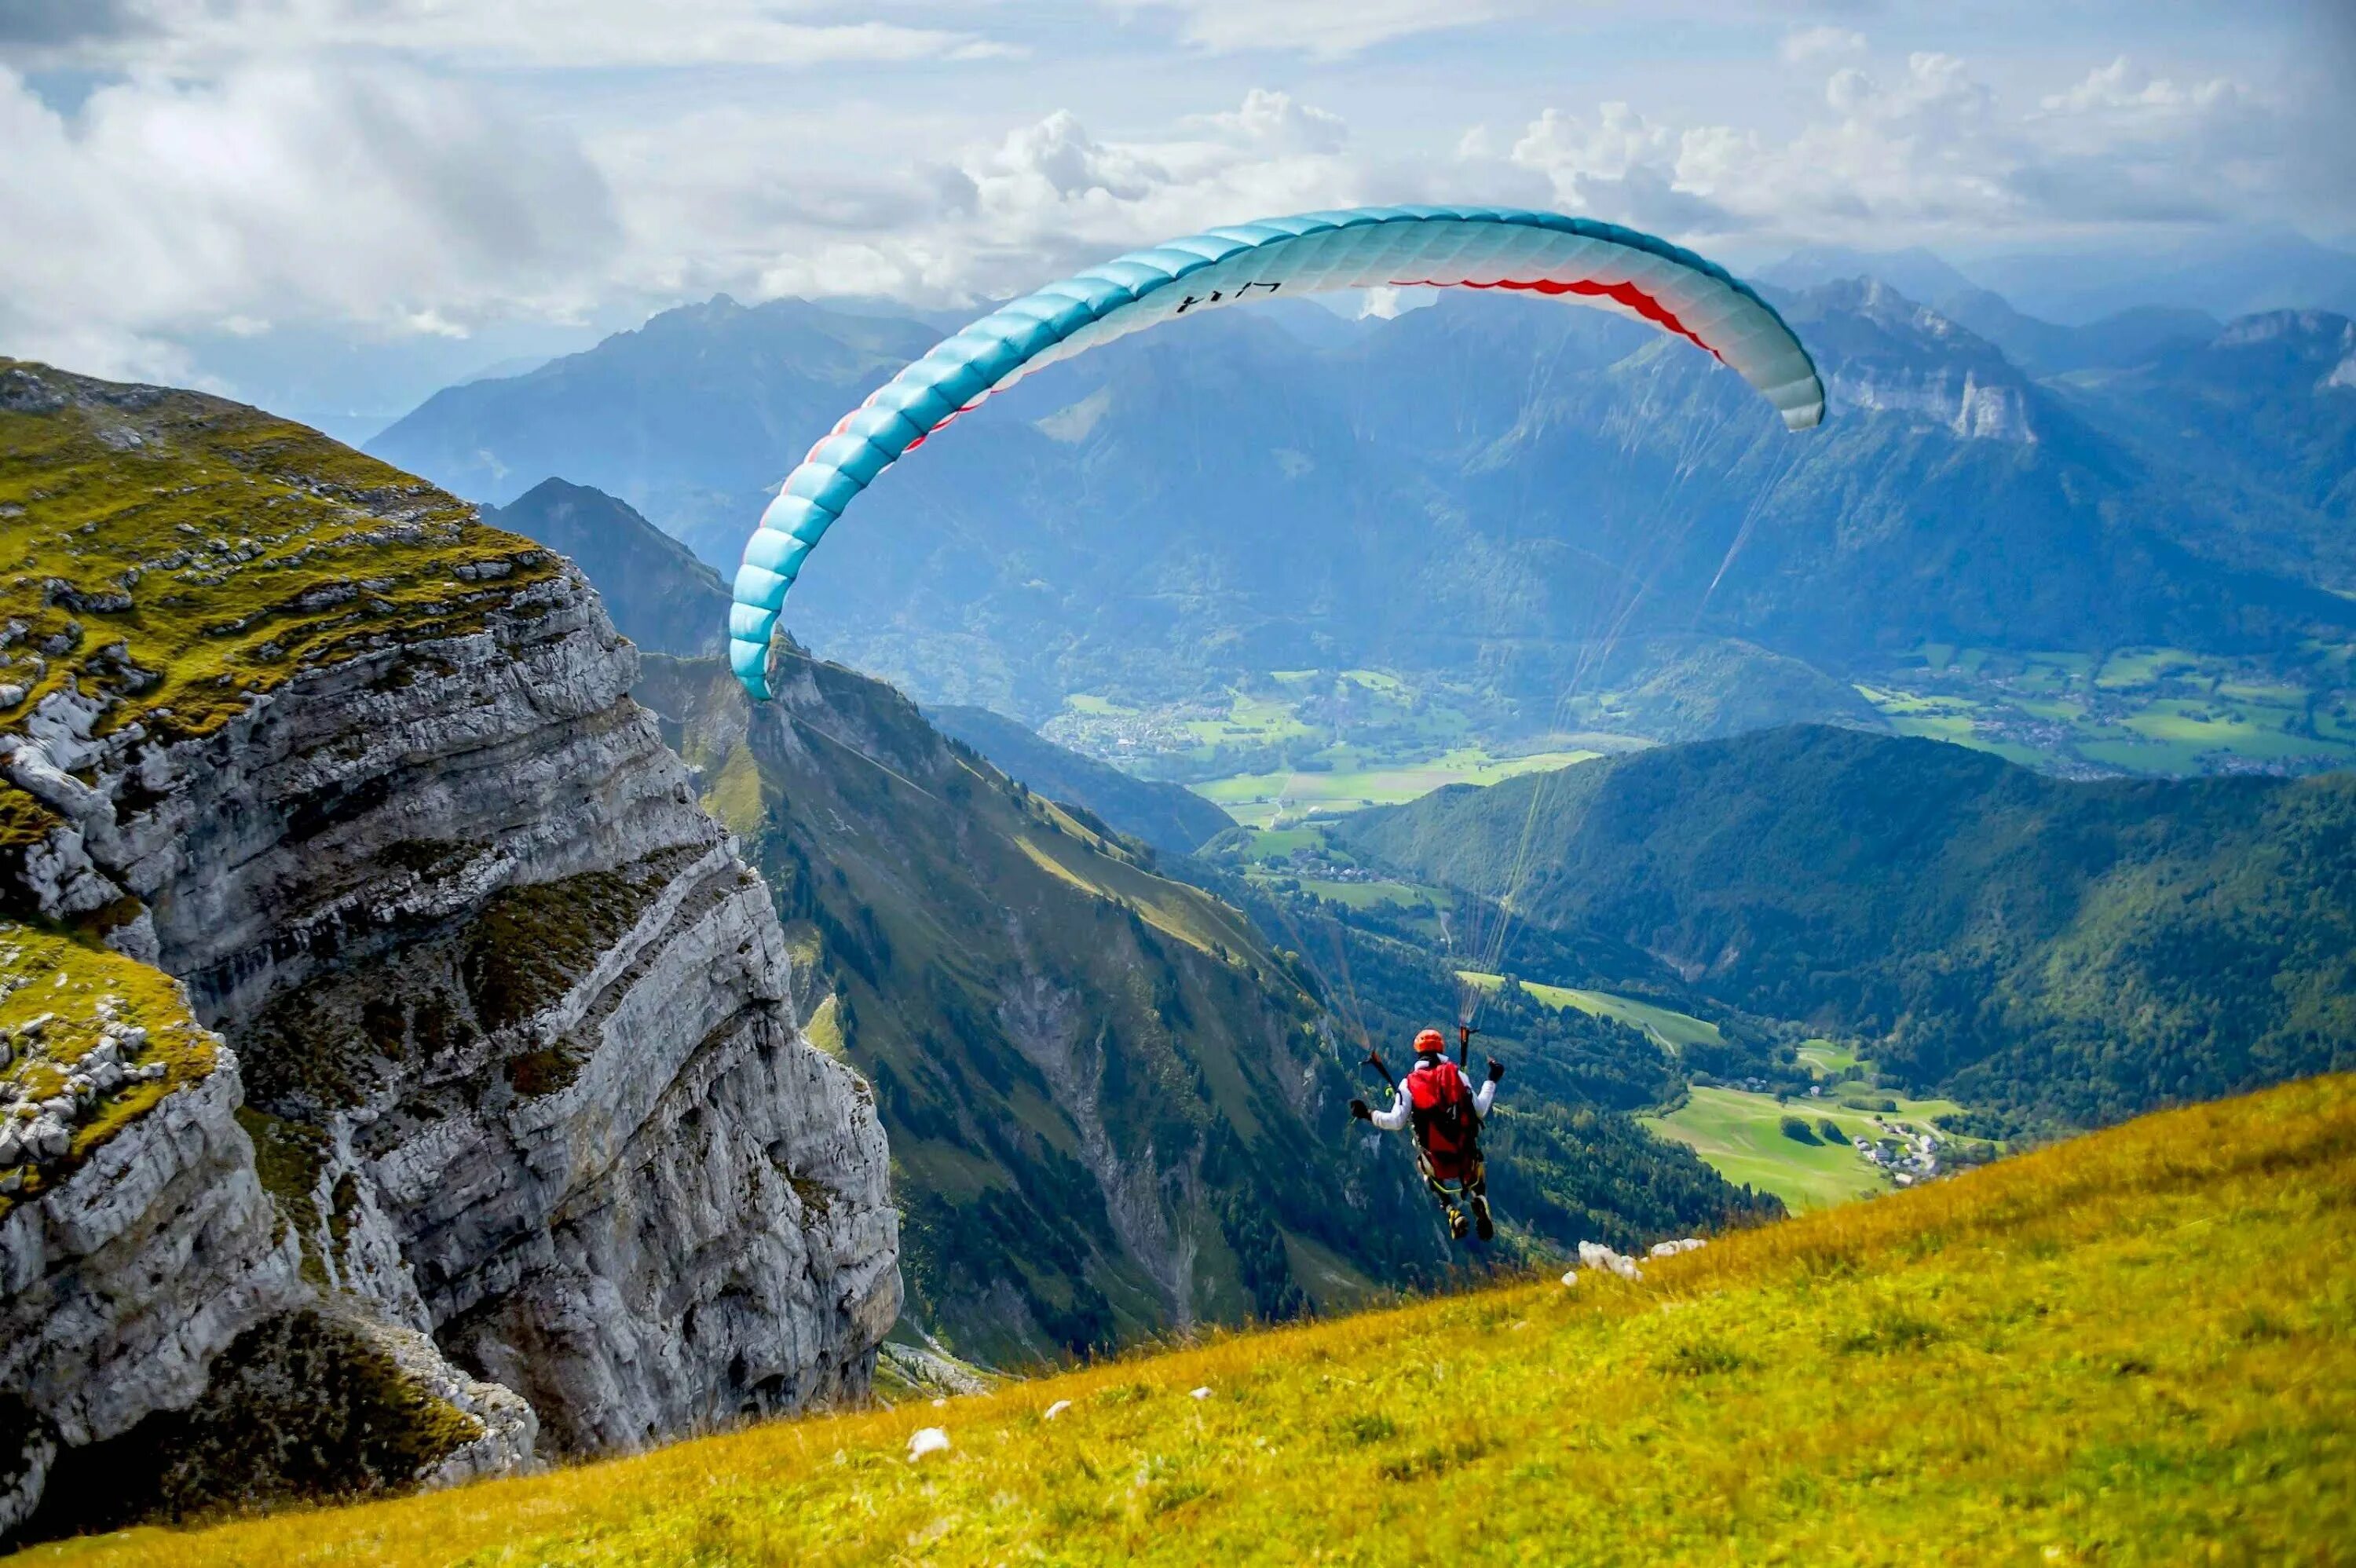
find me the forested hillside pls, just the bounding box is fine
[1339,726,2356,1127]
[925,704,1232,855]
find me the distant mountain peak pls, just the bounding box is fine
[2214,308,2355,353]
[1787,280,2041,443]
[1758,243,1984,309]
[481,478,730,656]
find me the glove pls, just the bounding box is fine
[1485,1058,1506,1085]
[1349,1098,1372,1122]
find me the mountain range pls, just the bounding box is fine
[367,273,2356,741]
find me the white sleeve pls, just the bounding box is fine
[1473,1078,1497,1117]
[1370,1080,1412,1132]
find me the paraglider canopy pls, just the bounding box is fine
[729,205,1825,698]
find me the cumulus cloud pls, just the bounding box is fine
[736,93,1368,303]
[1196,88,1349,155]
[0,62,619,377]
[1780,25,1865,65]
[1509,104,1746,234]
[1494,49,2321,247]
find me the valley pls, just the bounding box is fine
[1027,636,2356,846]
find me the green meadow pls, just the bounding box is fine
[1456,970,1724,1054]
[1639,1086,1893,1211]
[43,1076,2355,1566]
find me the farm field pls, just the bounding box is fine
[1453,974,1976,1210]
[1213,821,1447,916]
[1038,668,1624,828]
[1857,643,2356,778]
[1457,971,1723,1053]
[1640,1087,1895,1211]
[42,1076,2356,1566]
[1195,748,1597,828]
[1044,645,2356,816]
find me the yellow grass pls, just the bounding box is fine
[22,1076,2356,1566]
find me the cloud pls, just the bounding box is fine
[1494,48,2329,249]
[4,0,1020,71]
[1780,25,1865,65]
[1509,104,1746,235]
[1196,88,1349,155]
[0,0,148,48]
[6,6,2350,395]
[720,92,1375,307]
[0,62,619,377]
[1107,0,1513,57]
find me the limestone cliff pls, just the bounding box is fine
[0,360,895,1539]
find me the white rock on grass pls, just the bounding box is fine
[1577,1240,1644,1281]
[1189,1387,1211,1401]
[1560,1269,1579,1287]
[907,1427,951,1463]
[1043,1400,1071,1421]
[30,1116,70,1159]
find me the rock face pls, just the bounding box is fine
[1808,279,2041,444]
[0,361,896,1538]
[0,1050,305,1535]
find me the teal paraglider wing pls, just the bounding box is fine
[729,206,1824,697]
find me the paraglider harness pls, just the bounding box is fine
[1364,1025,1495,1241]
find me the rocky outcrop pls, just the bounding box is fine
[0,362,896,1538]
[0,1046,305,1536]
[1808,279,2042,444]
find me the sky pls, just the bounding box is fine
[3,0,2351,433]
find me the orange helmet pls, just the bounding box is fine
[1414,1028,1447,1054]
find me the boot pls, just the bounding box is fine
[1446,1204,1469,1241]
[1472,1193,1494,1241]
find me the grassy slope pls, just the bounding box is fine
[924,704,1232,856]
[1458,970,1723,1053]
[45,1073,2356,1566]
[0,922,214,1219]
[0,359,555,758]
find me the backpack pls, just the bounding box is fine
[1405,1056,1479,1176]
